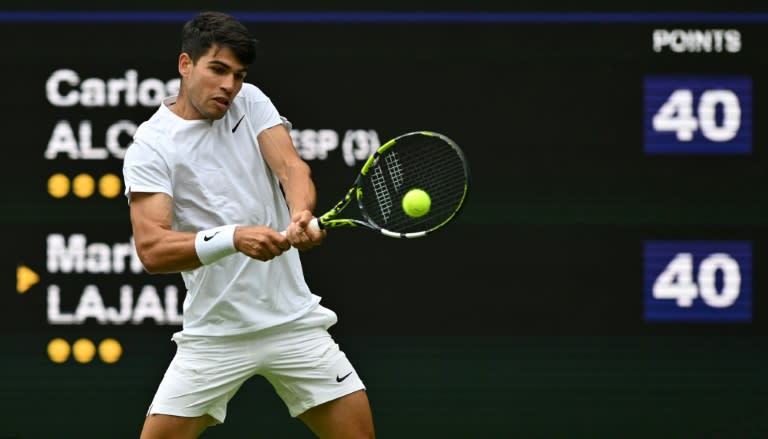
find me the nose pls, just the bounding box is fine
[220,73,236,92]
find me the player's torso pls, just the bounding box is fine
[165,102,280,231]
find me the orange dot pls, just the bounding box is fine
[47,338,71,363]
[48,174,70,198]
[98,173,122,198]
[72,174,95,198]
[72,338,96,363]
[98,338,123,364]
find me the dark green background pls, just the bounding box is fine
[3,334,768,437]
[1,2,767,437]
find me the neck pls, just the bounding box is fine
[169,92,203,120]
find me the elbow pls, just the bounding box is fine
[141,263,163,275]
[135,246,164,274]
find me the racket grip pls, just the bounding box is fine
[280,217,321,236]
[309,217,321,231]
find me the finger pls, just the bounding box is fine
[273,234,292,252]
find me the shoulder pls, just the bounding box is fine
[237,83,271,104]
[129,102,179,162]
[134,101,175,141]
[232,85,281,132]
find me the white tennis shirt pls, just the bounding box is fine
[122,83,320,335]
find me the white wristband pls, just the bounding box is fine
[195,225,238,265]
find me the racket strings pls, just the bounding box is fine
[370,165,394,222]
[360,134,468,233]
[385,152,405,190]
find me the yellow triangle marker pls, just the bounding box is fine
[17,265,39,294]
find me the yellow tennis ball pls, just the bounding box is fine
[402,188,431,218]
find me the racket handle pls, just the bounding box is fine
[280,217,321,236]
[309,217,321,231]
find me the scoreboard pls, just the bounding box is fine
[1,5,767,438]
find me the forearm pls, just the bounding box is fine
[258,124,317,216]
[281,161,317,216]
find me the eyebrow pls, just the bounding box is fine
[207,59,247,74]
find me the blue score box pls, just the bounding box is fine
[643,240,752,323]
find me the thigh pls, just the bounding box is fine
[140,413,215,439]
[263,324,366,418]
[298,389,375,439]
[147,333,257,424]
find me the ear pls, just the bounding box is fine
[178,53,192,77]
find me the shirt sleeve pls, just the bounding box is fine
[122,138,173,203]
[242,84,283,135]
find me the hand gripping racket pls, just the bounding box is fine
[309,131,469,238]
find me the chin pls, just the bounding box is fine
[207,108,228,120]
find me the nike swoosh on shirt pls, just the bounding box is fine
[336,371,353,383]
[232,114,246,133]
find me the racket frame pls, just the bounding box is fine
[314,131,468,238]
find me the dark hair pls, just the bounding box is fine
[181,11,257,65]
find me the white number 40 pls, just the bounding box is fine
[652,253,741,308]
[652,89,741,142]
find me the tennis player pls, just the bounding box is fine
[122,11,375,439]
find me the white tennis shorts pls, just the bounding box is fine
[146,305,366,423]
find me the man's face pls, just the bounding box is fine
[178,45,247,120]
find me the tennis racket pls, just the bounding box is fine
[308,131,469,238]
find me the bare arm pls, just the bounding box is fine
[129,192,200,273]
[129,191,291,273]
[258,123,326,250]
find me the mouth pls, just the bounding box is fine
[212,96,230,110]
